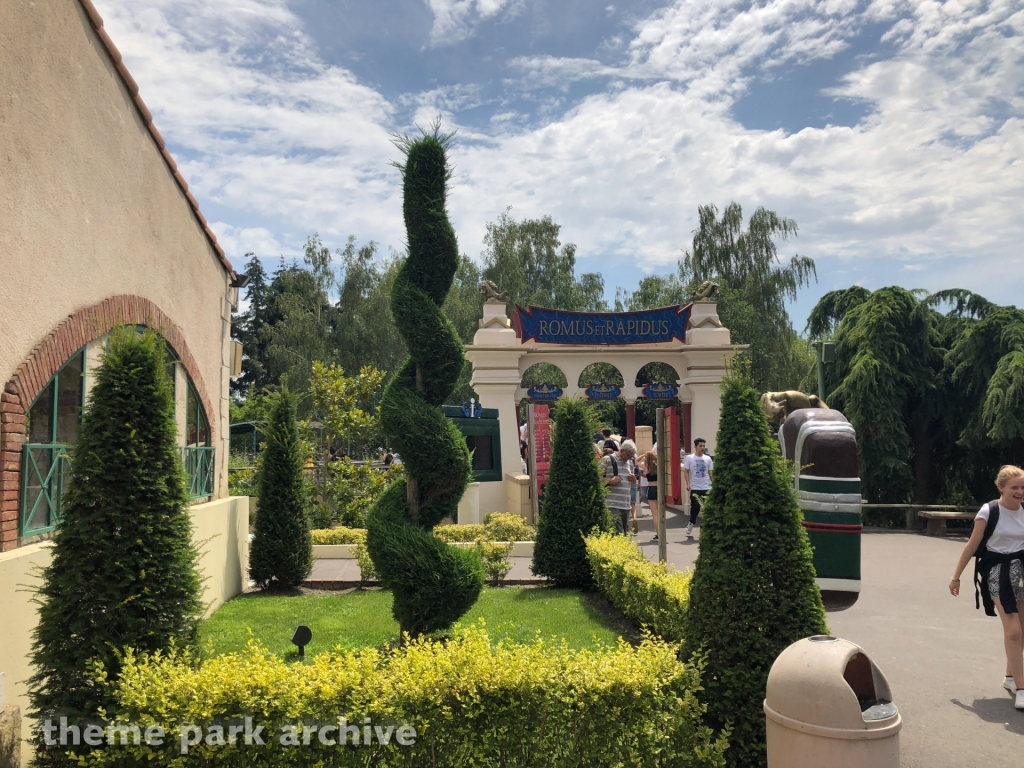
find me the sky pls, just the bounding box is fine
[95,0,1023,329]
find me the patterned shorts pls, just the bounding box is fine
[987,559,1024,604]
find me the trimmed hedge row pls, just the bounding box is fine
[311,526,366,545]
[585,532,692,643]
[312,514,536,547]
[77,627,727,767]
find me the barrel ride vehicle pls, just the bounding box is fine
[779,409,862,610]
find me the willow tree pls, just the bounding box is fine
[665,203,817,391]
[365,129,484,637]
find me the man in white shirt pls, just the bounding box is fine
[683,438,713,537]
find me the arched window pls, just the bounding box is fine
[183,379,214,499]
[21,349,84,536]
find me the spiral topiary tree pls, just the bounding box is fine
[365,129,484,637]
[531,398,609,587]
[682,363,827,768]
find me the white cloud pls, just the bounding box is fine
[424,0,518,47]
[208,223,286,260]
[93,0,1024,316]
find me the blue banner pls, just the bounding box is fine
[527,384,563,401]
[586,383,621,401]
[513,304,691,345]
[642,383,679,400]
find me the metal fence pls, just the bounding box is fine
[182,445,216,500]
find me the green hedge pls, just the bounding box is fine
[311,527,367,545]
[585,532,692,643]
[76,627,727,767]
[314,515,536,547]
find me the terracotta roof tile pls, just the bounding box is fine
[76,0,236,279]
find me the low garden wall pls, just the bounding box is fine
[0,496,248,766]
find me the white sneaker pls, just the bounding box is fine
[1005,677,1016,694]
[686,522,693,535]
[1016,689,1024,711]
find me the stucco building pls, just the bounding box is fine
[1,1,248,761]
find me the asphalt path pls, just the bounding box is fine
[640,504,1023,768]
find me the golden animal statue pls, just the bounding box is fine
[478,280,509,302]
[760,390,828,424]
[692,280,719,301]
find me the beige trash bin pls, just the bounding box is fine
[764,635,901,768]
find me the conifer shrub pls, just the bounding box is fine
[27,326,202,764]
[585,531,691,643]
[682,365,827,768]
[249,388,313,590]
[531,398,609,587]
[365,129,484,636]
[81,627,729,767]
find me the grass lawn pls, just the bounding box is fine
[199,587,637,660]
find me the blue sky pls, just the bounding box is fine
[96,0,1023,329]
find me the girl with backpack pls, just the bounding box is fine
[949,465,1024,711]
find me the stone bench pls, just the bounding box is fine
[918,510,975,536]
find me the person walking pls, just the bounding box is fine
[600,439,637,535]
[637,445,660,543]
[683,437,713,537]
[950,465,1024,711]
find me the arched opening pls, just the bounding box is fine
[578,362,624,388]
[520,362,568,389]
[634,362,684,437]
[578,363,626,438]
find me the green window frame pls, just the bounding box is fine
[182,379,214,499]
[21,349,85,537]
[442,406,503,483]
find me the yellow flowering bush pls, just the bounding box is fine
[76,626,727,767]
[310,527,366,545]
[585,532,692,643]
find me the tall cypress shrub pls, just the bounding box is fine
[682,365,827,768]
[531,399,609,587]
[28,327,202,763]
[249,388,312,590]
[365,129,484,637]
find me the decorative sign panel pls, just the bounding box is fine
[586,383,622,401]
[512,304,691,345]
[527,383,563,401]
[642,382,679,400]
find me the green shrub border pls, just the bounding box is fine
[585,532,692,644]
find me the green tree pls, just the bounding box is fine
[231,253,271,396]
[481,209,607,314]
[675,203,817,392]
[249,387,313,590]
[531,398,610,587]
[28,327,202,763]
[682,365,827,768]
[365,129,484,637]
[813,287,942,504]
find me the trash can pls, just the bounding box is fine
[764,635,901,768]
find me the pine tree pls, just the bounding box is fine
[364,128,485,637]
[682,364,827,768]
[531,398,610,587]
[28,327,202,763]
[248,387,313,589]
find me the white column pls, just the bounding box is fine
[687,382,724,456]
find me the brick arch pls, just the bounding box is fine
[0,295,216,550]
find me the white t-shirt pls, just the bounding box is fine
[976,502,1024,554]
[684,453,714,491]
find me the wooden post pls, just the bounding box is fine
[625,400,636,440]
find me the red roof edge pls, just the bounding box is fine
[77,0,237,280]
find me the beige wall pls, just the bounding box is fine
[0,496,248,766]
[0,0,233,496]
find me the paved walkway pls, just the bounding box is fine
[308,503,1023,766]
